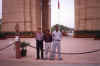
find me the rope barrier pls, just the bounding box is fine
[0,42,100,55]
[29,45,100,55]
[0,41,15,51]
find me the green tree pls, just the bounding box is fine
[51,24,73,32]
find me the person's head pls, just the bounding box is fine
[37,27,41,33]
[45,29,50,34]
[55,25,59,32]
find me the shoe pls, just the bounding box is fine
[43,58,48,60]
[58,58,63,60]
[49,58,55,60]
[41,57,44,60]
[36,58,40,60]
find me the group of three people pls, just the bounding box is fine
[36,25,62,60]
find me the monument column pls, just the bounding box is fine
[2,0,51,33]
[36,0,42,29]
[24,0,31,32]
[75,0,80,31]
[42,0,51,32]
[2,0,25,32]
[74,0,100,38]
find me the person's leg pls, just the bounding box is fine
[48,42,52,59]
[57,41,62,60]
[45,42,49,59]
[36,40,40,59]
[50,41,56,60]
[40,40,44,59]
[48,42,51,50]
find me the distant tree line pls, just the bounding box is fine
[51,24,74,33]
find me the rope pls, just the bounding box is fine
[28,45,100,55]
[60,49,100,55]
[0,42,100,55]
[0,41,15,51]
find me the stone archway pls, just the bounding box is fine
[1,0,100,37]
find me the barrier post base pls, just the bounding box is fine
[15,41,21,59]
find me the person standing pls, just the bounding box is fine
[44,29,52,59]
[50,25,62,60]
[35,28,44,59]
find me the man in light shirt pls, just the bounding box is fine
[50,25,62,60]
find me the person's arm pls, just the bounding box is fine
[60,32,62,40]
[52,32,55,41]
[43,34,46,41]
[50,34,53,42]
[42,32,45,41]
[35,32,38,40]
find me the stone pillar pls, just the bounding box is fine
[75,0,87,31]
[42,0,51,32]
[24,0,42,32]
[75,0,80,31]
[36,0,42,30]
[2,0,24,32]
[74,0,100,38]
[30,0,41,32]
[24,0,31,32]
[31,0,37,32]
[48,0,51,30]
[2,0,51,33]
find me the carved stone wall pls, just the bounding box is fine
[2,0,51,32]
[75,0,100,31]
[74,0,100,37]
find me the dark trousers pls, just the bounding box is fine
[36,40,44,59]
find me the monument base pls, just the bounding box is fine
[73,31,100,38]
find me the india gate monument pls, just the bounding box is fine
[2,0,100,37]
[2,0,51,33]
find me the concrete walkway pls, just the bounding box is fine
[0,36,100,65]
[0,60,100,66]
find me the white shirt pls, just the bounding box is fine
[52,31,62,41]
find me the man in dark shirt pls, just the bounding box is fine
[44,29,52,59]
[35,28,44,59]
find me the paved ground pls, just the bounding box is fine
[1,60,100,66]
[0,60,100,66]
[0,36,100,65]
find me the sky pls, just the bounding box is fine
[0,0,74,28]
[51,0,74,28]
